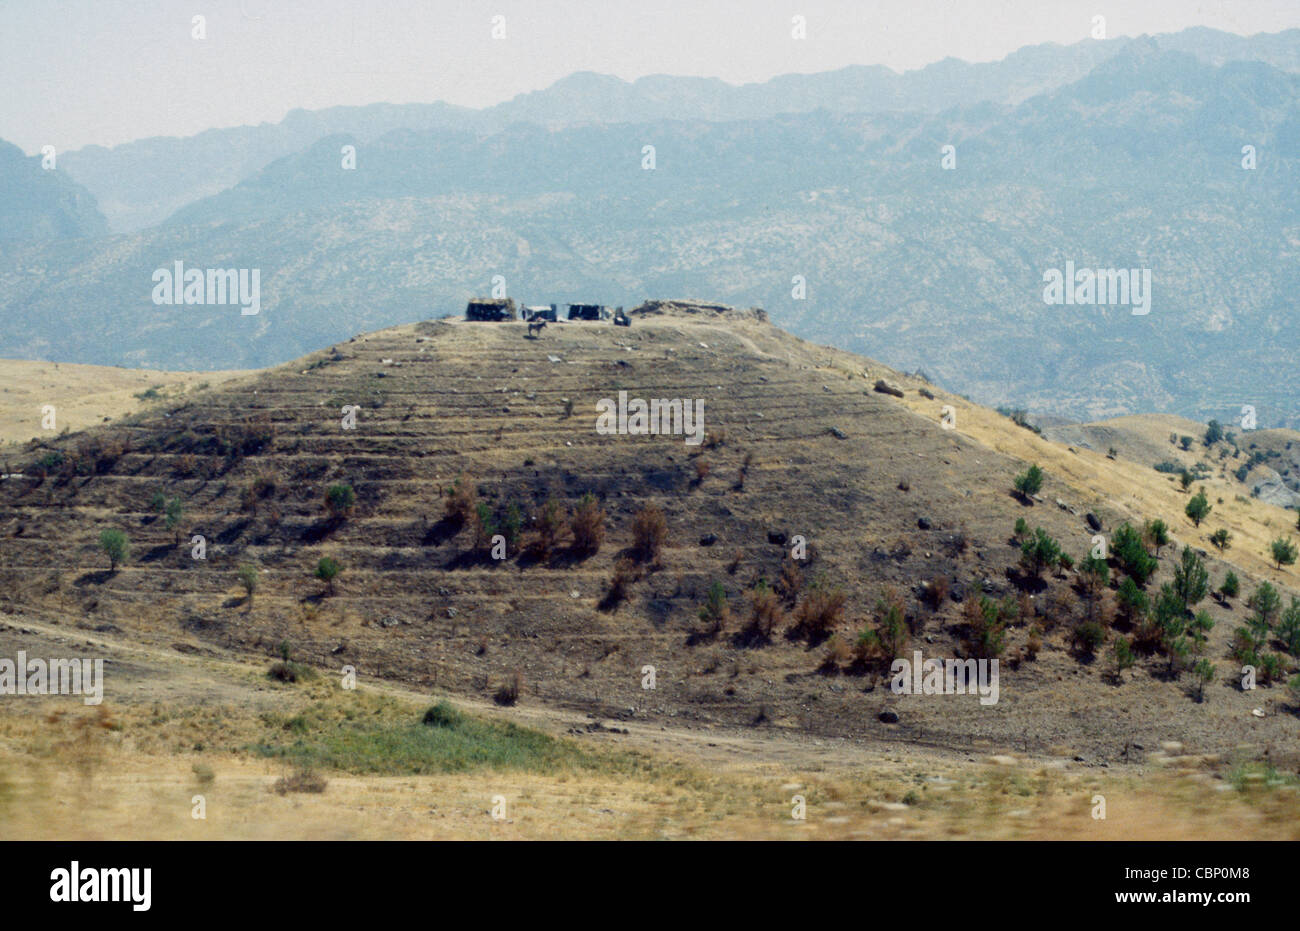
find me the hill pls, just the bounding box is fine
[3,303,1297,774]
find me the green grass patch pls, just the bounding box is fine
[251,697,600,776]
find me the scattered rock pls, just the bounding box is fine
[917,516,932,530]
[873,379,905,398]
[918,387,935,400]
[699,533,717,547]
[829,427,847,439]
[1086,512,1103,531]
[878,710,900,724]
[767,530,788,545]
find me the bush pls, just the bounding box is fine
[1220,571,1240,600]
[493,671,522,706]
[873,586,908,659]
[792,578,848,642]
[630,503,666,562]
[570,493,605,556]
[1013,517,1029,540]
[698,581,730,634]
[777,557,804,604]
[1116,575,1148,622]
[964,596,1009,659]
[273,767,327,795]
[1270,536,1298,570]
[1185,489,1211,527]
[529,499,565,558]
[1143,518,1170,556]
[1209,528,1232,550]
[1204,420,1224,446]
[1248,581,1281,634]
[1079,553,1109,592]
[1279,598,1300,657]
[315,556,342,595]
[1013,464,1044,499]
[237,563,259,602]
[1112,523,1157,584]
[1074,619,1106,653]
[1192,658,1216,700]
[1258,653,1286,685]
[442,474,475,526]
[743,579,783,644]
[473,501,497,551]
[98,528,129,571]
[1111,637,1136,677]
[324,483,356,519]
[422,701,464,728]
[1173,546,1209,610]
[1019,527,1061,578]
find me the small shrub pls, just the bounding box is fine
[315,556,342,595]
[274,767,327,795]
[237,563,259,603]
[324,483,356,520]
[630,503,666,563]
[570,493,606,556]
[743,579,784,644]
[98,529,129,572]
[529,499,565,558]
[493,671,522,706]
[1270,536,1298,570]
[792,577,848,642]
[699,581,730,634]
[1185,489,1211,526]
[422,701,463,728]
[1013,464,1044,500]
[443,474,476,526]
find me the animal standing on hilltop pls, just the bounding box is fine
[527,319,547,338]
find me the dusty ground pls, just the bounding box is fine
[2,614,1295,840]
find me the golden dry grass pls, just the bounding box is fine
[0,358,248,448]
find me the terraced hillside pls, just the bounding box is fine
[2,302,1298,765]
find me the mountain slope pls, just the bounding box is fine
[0,140,107,241]
[2,304,1296,764]
[56,27,1300,233]
[3,47,1298,427]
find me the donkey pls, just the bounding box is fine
[527,319,547,338]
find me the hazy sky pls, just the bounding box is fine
[2,0,1298,152]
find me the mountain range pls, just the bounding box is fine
[0,27,1297,427]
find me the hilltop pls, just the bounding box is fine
[2,303,1297,775]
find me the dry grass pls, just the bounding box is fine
[0,359,247,449]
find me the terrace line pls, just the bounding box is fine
[595,390,705,446]
[151,261,260,315]
[0,651,103,705]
